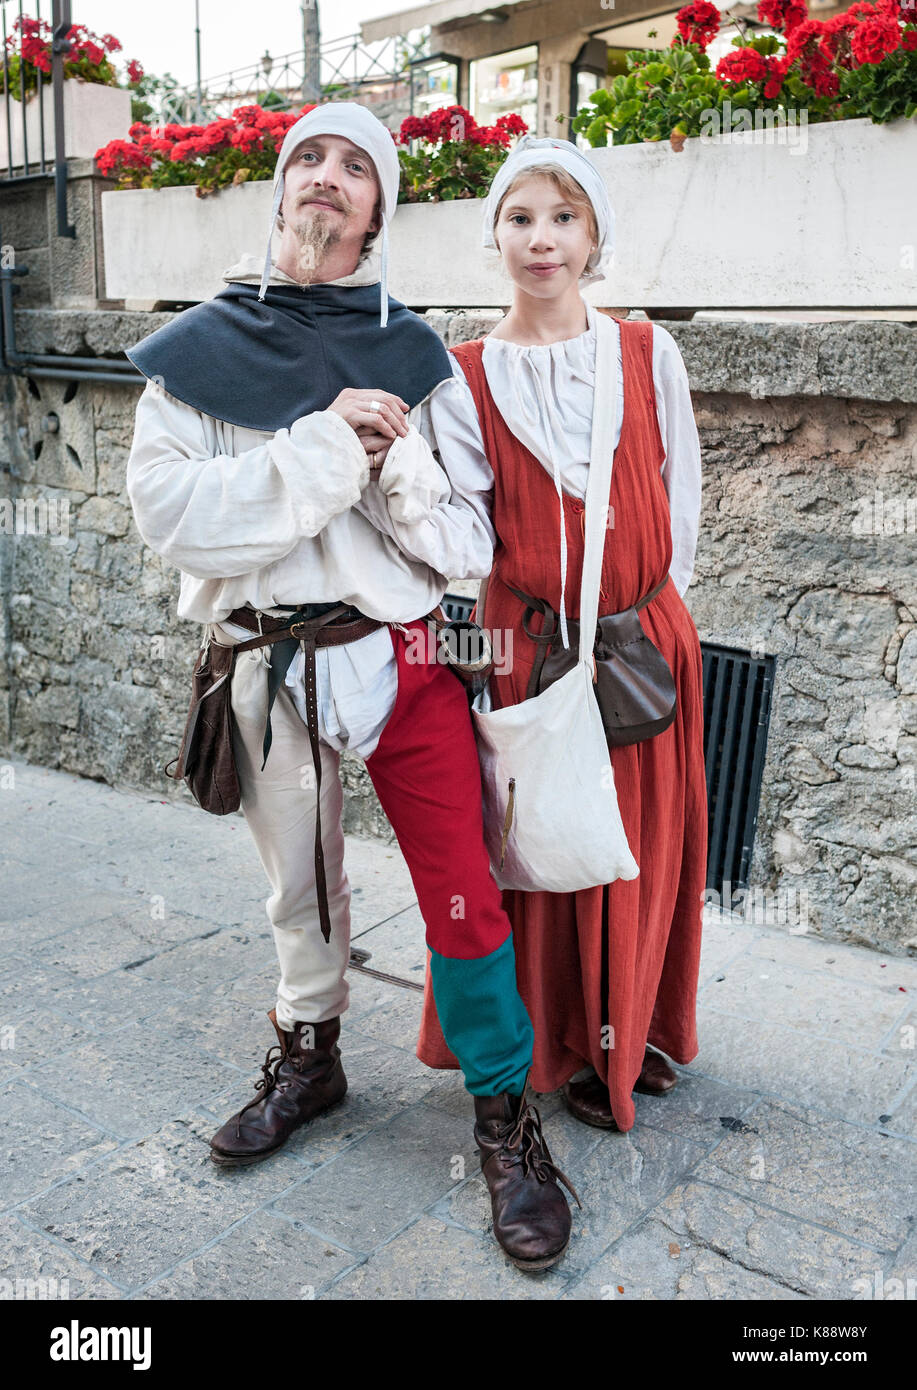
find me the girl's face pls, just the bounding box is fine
[494,174,595,301]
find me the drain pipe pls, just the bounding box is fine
[1,261,146,387]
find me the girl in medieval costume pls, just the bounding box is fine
[417,135,708,1136]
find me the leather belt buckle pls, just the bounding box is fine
[288,619,311,639]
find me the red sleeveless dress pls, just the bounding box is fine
[416,316,708,1134]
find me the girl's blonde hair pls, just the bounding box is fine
[492,163,599,254]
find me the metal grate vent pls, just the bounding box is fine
[702,641,776,895]
[441,593,476,623]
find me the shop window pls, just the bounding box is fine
[409,54,461,118]
[470,44,538,131]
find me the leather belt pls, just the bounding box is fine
[505,574,669,699]
[223,602,383,945]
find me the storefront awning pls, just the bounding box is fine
[361,0,529,45]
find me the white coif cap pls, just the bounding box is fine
[259,101,401,326]
[480,134,615,285]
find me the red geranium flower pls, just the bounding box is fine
[93,139,152,178]
[496,111,529,136]
[785,18,843,91]
[674,1,722,48]
[398,115,429,141]
[715,47,770,82]
[427,104,480,142]
[757,0,810,33]
[850,15,902,61]
[763,53,791,95]
[785,16,828,58]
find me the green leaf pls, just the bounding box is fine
[615,98,641,121]
[748,35,781,55]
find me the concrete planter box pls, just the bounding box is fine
[101,115,917,311]
[1,79,131,174]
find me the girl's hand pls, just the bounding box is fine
[354,424,394,480]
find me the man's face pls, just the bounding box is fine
[278,132,381,278]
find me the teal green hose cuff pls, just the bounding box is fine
[428,933,534,1096]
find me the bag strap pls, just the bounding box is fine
[505,584,560,700]
[577,310,619,667]
[475,573,490,628]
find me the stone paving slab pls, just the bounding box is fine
[271,1103,478,1255]
[134,1210,358,1300]
[0,956,187,1036]
[1,1081,119,1207]
[704,951,910,1049]
[0,756,914,1300]
[690,1098,914,1250]
[558,1180,880,1301]
[0,1214,124,1300]
[17,1020,243,1141]
[325,1213,559,1300]
[17,1107,313,1292]
[691,1007,913,1130]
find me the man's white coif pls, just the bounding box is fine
[259,101,401,326]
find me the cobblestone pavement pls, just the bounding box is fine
[1,758,914,1301]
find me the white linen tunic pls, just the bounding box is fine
[126,254,495,757]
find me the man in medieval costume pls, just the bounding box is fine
[124,101,579,1272]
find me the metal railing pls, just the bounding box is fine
[153,30,430,125]
[1,0,74,239]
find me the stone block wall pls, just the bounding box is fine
[1,309,915,955]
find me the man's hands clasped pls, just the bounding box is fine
[328,387,410,479]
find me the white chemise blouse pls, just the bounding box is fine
[425,303,702,600]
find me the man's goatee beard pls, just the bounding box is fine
[294,212,343,281]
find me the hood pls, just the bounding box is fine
[221,247,383,291]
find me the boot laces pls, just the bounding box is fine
[500,1098,583,1208]
[233,1036,305,1133]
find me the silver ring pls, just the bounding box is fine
[368,399,382,413]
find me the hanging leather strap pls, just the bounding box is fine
[506,574,669,701]
[223,603,383,944]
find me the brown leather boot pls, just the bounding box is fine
[562,1071,617,1129]
[563,1047,679,1128]
[473,1081,582,1272]
[209,1009,346,1166]
[633,1045,679,1096]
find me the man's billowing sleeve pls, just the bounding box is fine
[652,325,702,598]
[126,380,370,579]
[353,361,496,582]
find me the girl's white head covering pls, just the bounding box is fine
[480,134,615,285]
[259,101,401,326]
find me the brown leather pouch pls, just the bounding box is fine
[508,582,677,747]
[164,637,240,815]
